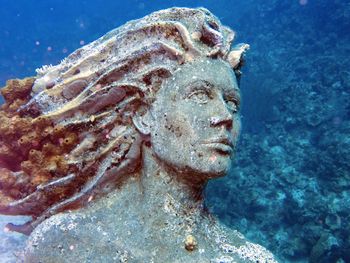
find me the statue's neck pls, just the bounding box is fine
[139,146,207,213]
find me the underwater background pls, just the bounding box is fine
[0,0,349,262]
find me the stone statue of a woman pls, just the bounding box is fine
[0,7,277,263]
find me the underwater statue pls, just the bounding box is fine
[0,7,277,263]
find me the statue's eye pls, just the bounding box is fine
[225,99,239,113]
[188,89,210,104]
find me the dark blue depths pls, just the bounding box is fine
[0,0,349,262]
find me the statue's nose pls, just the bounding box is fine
[209,102,233,130]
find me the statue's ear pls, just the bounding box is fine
[132,109,153,136]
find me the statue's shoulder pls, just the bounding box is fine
[24,212,86,262]
[24,211,136,263]
[206,222,279,263]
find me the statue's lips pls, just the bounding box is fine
[202,137,234,154]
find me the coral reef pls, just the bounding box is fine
[206,0,350,262]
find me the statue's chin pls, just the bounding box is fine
[202,165,231,179]
[175,157,232,182]
[201,154,233,178]
[150,146,232,183]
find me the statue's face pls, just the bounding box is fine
[150,58,241,180]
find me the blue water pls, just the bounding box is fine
[1,0,349,262]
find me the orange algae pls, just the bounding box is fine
[0,77,78,211]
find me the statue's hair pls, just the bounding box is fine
[0,7,248,234]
